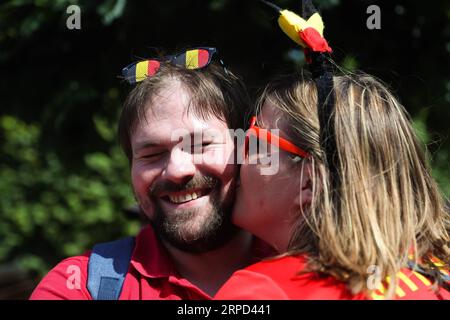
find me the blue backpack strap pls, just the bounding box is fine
[87,236,135,300]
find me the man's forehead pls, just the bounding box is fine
[132,97,229,145]
[145,79,190,118]
[141,81,224,127]
[132,116,230,149]
[137,114,222,134]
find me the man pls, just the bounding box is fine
[30,48,269,300]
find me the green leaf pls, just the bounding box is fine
[97,0,126,25]
[84,152,112,175]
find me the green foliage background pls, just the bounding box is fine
[0,0,449,277]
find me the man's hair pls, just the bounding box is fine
[257,71,450,298]
[118,61,251,161]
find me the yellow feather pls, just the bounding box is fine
[306,12,324,36]
[278,9,308,47]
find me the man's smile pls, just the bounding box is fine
[157,187,214,207]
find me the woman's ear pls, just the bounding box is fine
[294,161,313,208]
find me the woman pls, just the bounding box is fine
[214,70,450,300]
[215,0,449,300]
[214,0,449,300]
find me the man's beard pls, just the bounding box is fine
[147,174,239,254]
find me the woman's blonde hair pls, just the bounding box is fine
[257,71,449,298]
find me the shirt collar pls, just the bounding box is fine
[129,224,274,279]
[130,224,177,278]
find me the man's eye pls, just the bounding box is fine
[190,142,212,153]
[198,142,212,148]
[142,152,165,159]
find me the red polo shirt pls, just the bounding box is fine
[214,255,450,300]
[30,225,270,300]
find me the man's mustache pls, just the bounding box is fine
[148,175,219,197]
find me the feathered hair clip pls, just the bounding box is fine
[261,0,331,57]
[261,0,339,192]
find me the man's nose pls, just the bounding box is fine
[161,147,196,184]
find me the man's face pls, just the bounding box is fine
[130,79,239,253]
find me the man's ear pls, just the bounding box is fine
[294,161,313,208]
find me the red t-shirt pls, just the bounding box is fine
[214,255,450,300]
[30,225,270,300]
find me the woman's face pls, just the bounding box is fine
[232,100,312,252]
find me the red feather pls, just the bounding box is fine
[299,28,332,53]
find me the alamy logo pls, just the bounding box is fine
[66,265,81,290]
[366,5,381,30]
[167,128,281,176]
[66,5,81,30]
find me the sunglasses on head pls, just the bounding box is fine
[121,47,225,85]
[244,116,310,159]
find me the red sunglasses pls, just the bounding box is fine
[244,116,309,159]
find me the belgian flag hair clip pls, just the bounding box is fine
[261,0,339,194]
[261,0,332,56]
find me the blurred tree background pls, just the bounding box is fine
[0,0,449,291]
